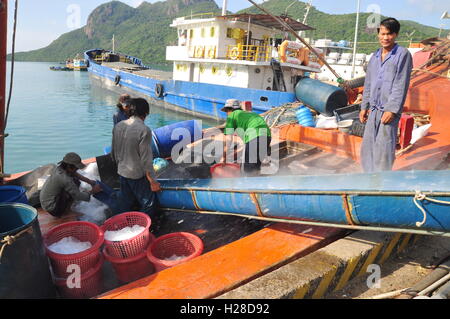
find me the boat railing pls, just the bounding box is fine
[225,44,271,62]
[92,54,132,65]
[181,12,216,21]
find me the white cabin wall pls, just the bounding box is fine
[195,62,249,88]
[247,66,274,91]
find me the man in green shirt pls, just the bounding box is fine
[220,99,271,176]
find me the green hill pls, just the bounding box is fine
[11,0,446,64]
[11,0,221,66]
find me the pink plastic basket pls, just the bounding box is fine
[55,255,104,299]
[101,212,151,259]
[103,234,156,284]
[44,221,104,278]
[146,232,204,272]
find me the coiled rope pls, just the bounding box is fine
[413,191,450,227]
[0,226,32,263]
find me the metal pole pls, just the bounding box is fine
[351,0,360,79]
[0,0,7,177]
[222,0,228,16]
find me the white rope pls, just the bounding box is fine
[413,191,450,227]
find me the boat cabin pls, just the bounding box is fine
[166,13,321,92]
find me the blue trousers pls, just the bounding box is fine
[94,176,156,216]
[360,108,400,173]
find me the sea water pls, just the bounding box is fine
[5,62,218,174]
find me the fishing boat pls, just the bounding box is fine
[84,11,329,120]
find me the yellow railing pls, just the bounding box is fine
[226,44,271,62]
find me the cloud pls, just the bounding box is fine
[406,0,448,14]
[125,0,145,7]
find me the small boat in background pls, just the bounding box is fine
[49,66,72,71]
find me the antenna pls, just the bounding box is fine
[303,0,313,25]
[351,0,361,79]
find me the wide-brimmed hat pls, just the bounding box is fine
[220,99,242,112]
[59,152,86,169]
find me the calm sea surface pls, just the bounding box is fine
[5,62,219,174]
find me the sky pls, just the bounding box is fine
[5,0,449,52]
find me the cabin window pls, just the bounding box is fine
[227,28,233,38]
[210,27,216,37]
[189,29,194,39]
[201,28,205,38]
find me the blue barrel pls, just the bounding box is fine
[152,120,202,159]
[0,204,56,298]
[0,186,29,205]
[295,77,348,116]
[296,106,315,127]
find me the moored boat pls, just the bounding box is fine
[84,12,328,120]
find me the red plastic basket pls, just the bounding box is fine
[101,212,152,259]
[55,255,104,299]
[146,232,204,272]
[44,221,104,278]
[210,163,241,178]
[103,233,156,284]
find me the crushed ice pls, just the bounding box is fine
[48,236,92,254]
[104,225,146,241]
[72,162,109,225]
[164,254,187,261]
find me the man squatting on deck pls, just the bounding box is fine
[40,153,102,217]
[110,98,161,215]
[221,99,271,176]
[359,18,413,173]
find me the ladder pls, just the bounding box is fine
[271,59,287,92]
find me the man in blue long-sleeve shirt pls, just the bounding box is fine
[359,18,413,173]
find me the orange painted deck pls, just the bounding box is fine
[99,224,344,299]
[277,61,450,171]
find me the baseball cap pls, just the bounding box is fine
[220,99,242,112]
[60,152,86,169]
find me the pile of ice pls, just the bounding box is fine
[48,236,92,254]
[72,162,109,225]
[104,225,146,241]
[78,163,100,192]
[73,197,109,225]
[164,254,187,261]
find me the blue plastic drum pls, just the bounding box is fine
[0,185,29,205]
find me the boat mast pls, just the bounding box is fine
[222,0,227,16]
[0,0,7,177]
[351,0,361,79]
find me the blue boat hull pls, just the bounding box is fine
[156,170,450,234]
[85,50,297,120]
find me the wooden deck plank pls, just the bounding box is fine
[98,224,344,299]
